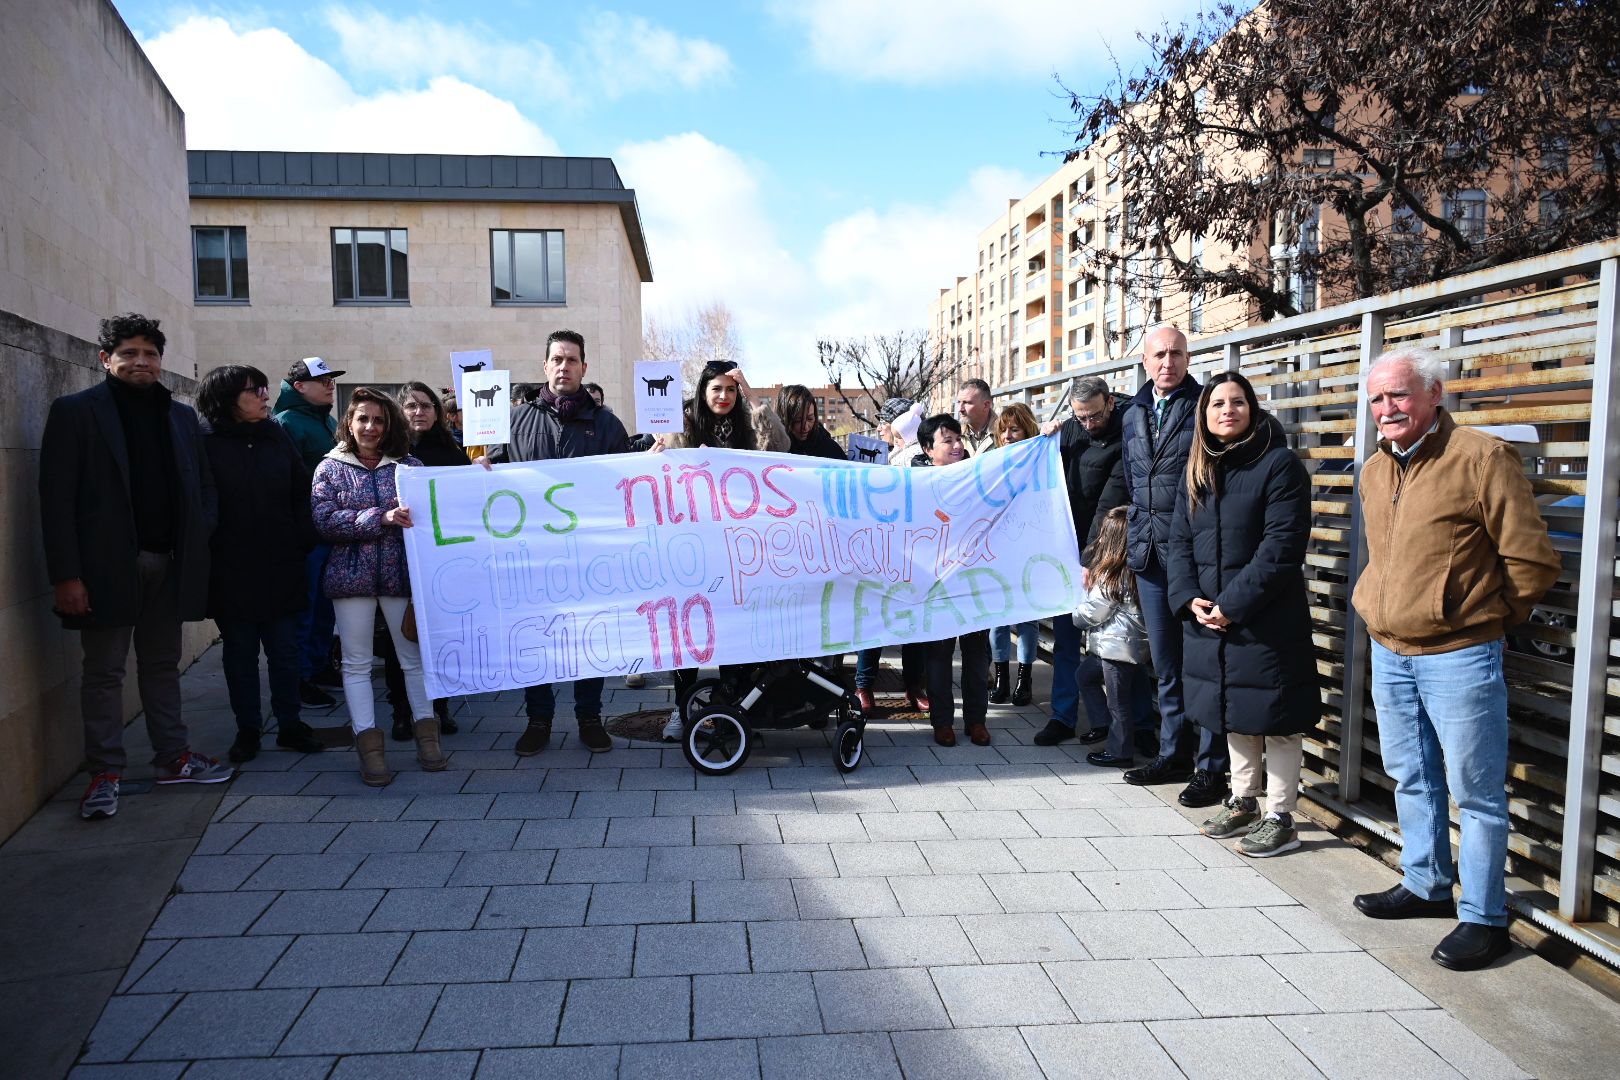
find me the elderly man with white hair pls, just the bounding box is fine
[1349,346,1559,971]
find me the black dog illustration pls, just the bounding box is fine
[469,384,502,407]
[459,361,486,373]
[853,445,882,462]
[642,375,676,396]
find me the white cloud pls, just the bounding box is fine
[323,6,729,105]
[771,0,1210,84]
[142,17,559,153]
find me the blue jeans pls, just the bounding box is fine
[1371,639,1509,926]
[1049,615,1082,729]
[296,544,336,679]
[218,614,303,735]
[854,644,926,691]
[1078,653,1154,755]
[991,622,1038,664]
[1137,559,1228,773]
[525,678,605,721]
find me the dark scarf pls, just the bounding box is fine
[538,384,593,421]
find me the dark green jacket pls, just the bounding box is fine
[272,380,337,474]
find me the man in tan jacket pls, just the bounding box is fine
[1348,347,1559,972]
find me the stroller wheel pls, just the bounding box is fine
[684,706,751,775]
[680,677,725,724]
[834,720,864,773]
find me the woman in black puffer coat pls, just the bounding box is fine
[1168,371,1315,859]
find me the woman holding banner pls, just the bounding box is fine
[989,403,1041,707]
[311,388,446,786]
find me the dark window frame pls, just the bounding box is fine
[490,228,566,305]
[332,227,410,305]
[192,225,250,303]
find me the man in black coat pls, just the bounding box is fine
[39,313,231,820]
[1118,325,1229,807]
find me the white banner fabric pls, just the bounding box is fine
[397,437,1079,699]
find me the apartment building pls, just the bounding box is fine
[189,151,652,417]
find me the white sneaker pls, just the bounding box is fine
[661,709,684,742]
[625,672,646,688]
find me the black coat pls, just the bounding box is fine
[411,428,472,467]
[202,419,315,623]
[788,423,847,461]
[1167,414,1318,737]
[1059,404,1127,558]
[1120,375,1201,572]
[39,379,216,627]
[487,396,629,462]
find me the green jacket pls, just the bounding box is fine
[272,381,337,474]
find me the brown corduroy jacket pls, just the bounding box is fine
[1351,410,1560,656]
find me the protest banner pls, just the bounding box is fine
[460,369,512,445]
[450,348,494,403]
[632,360,684,434]
[397,437,1078,698]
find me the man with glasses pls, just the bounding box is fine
[273,357,346,708]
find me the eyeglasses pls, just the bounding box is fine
[241,385,270,398]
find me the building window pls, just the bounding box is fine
[491,229,566,304]
[193,226,249,302]
[333,228,409,303]
[1442,190,1487,244]
[1303,148,1334,170]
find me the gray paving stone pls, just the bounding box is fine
[548,846,647,883]
[916,838,1022,875]
[475,1046,619,1080]
[130,935,291,992]
[476,884,592,929]
[605,815,693,846]
[512,925,635,981]
[223,771,321,796]
[586,880,692,924]
[811,790,896,815]
[1147,1016,1327,1079]
[697,816,782,845]
[891,1026,1045,1080]
[1098,806,1200,835]
[1388,1010,1532,1080]
[635,921,750,976]
[1265,951,1434,1012]
[243,853,365,891]
[980,871,1099,914]
[854,916,978,968]
[655,790,737,816]
[929,962,1074,1026]
[1002,837,1111,873]
[620,1038,760,1080]
[735,791,818,815]
[325,821,433,854]
[1078,869,1202,910]
[572,790,656,818]
[223,796,332,823]
[260,932,410,988]
[748,918,867,972]
[828,841,930,877]
[400,794,496,820]
[791,877,901,919]
[176,854,269,892]
[1060,910,1200,960]
[68,1063,186,1079]
[1167,907,1310,957]
[776,813,868,844]
[694,972,823,1038]
[345,851,463,889]
[978,765,1066,787]
[485,793,577,818]
[556,976,690,1044]
[1040,785,1132,809]
[388,928,524,983]
[255,893,388,932]
[186,1060,338,1080]
[956,912,1089,963]
[909,766,989,786]
[647,844,743,881]
[147,892,278,937]
[541,767,622,791]
[446,850,557,886]
[278,984,442,1054]
[1171,832,1248,867]
[416,980,567,1050]
[757,1033,901,1080]
[1091,834,1209,871]
[1043,959,1201,1022]
[814,968,949,1033]
[1260,906,1360,953]
[420,819,522,852]
[1016,807,1116,837]
[885,786,974,812]
[229,822,346,854]
[857,812,951,842]
[887,874,1002,916]
[1156,955,1318,1016]
[116,941,175,994]
[193,822,256,855]
[130,988,311,1059]
[329,1051,478,1079]
[80,993,179,1063]
[1020,1021,1184,1079]
[742,843,837,879]
[697,878,799,922]
[364,887,489,931]
[1272,1012,1465,1079]
[514,818,609,849]
[940,810,1038,840]
[618,766,696,791]
[311,796,414,822]
[1169,866,1297,908]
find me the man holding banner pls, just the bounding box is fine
[482,329,629,755]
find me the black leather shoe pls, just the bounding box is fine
[1123,756,1193,786]
[390,714,413,742]
[1178,769,1229,808]
[1078,727,1109,745]
[274,724,325,755]
[1431,922,1512,971]
[228,731,260,763]
[435,700,459,735]
[1086,751,1134,767]
[1032,720,1074,746]
[1353,883,1457,921]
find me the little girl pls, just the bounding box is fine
[1073,507,1153,767]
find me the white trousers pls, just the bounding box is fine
[333,596,431,733]
[1228,733,1303,815]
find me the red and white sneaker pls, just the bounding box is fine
[80,772,120,819]
[155,751,235,785]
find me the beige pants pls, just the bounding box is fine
[1228,733,1303,815]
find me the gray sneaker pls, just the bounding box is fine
[624,672,647,688]
[661,709,684,743]
[155,751,234,785]
[80,773,119,819]
[1200,795,1260,838]
[1239,812,1301,858]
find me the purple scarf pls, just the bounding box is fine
[537,384,592,421]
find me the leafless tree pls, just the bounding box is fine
[643,301,743,391]
[816,331,961,427]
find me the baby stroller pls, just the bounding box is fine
[679,659,866,776]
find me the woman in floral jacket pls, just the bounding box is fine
[311,387,444,785]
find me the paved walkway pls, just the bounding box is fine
[10,645,1620,1079]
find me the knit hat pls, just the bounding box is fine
[878,396,916,423]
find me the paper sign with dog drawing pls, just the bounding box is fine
[847,433,887,464]
[633,360,683,434]
[460,369,511,445]
[450,349,494,405]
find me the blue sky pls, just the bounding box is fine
[118,1,1208,381]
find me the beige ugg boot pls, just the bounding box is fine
[413,718,449,771]
[355,728,393,787]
